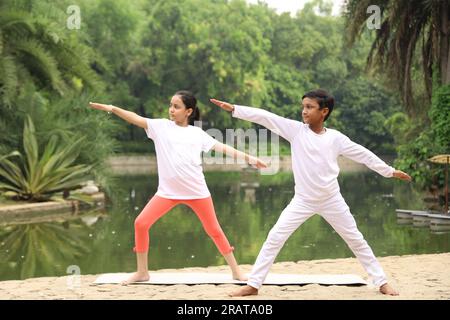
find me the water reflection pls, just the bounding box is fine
[0,210,105,280]
[1,170,449,281]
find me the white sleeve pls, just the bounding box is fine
[200,130,219,152]
[144,118,166,140]
[232,105,302,142]
[338,133,395,177]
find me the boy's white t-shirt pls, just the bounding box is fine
[232,105,395,202]
[144,119,218,199]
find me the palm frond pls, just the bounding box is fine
[344,0,447,113]
[13,38,66,94]
[0,55,19,107]
[23,115,38,180]
[0,10,36,35]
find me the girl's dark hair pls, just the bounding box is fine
[175,90,200,125]
[302,89,334,121]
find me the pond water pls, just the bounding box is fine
[0,170,449,281]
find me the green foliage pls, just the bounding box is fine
[335,77,400,154]
[0,0,415,196]
[0,116,92,201]
[76,0,401,154]
[394,130,436,187]
[0,0,103,107]
[429,85,450,150]
[345,0,450,189]
[0,0,116,197]
[393,85,450,188]
[344,0,450,113]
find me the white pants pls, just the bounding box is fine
[247,193,387,289]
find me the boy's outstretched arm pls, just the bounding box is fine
[210,98,301,143]
[210,99,235,112]
[339,134,412,181]
[212,142,268,169]
[89,102,147,129]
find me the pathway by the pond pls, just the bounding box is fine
[1,253,449,300]
[106,155,380,174]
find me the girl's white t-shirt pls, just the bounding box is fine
[144,118,218,199]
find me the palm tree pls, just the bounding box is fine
[0,0,103,108]
[344,0,450,116]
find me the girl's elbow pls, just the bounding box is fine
[137,118,148,129]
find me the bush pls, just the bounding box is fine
[0,116,92,201]
[393,85,450,189]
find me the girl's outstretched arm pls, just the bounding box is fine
[89,102,147,129]
[212,142,268,169]
[339,133,412,181]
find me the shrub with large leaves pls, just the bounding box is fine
[0,116,92,201]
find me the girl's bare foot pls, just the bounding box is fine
[229,285,258,297]
[121,272,150,285]
[379,283,399,296]
[233,273,248,281]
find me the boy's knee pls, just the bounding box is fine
[346,234,367,247]
[266,230,287,246]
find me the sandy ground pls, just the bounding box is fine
[0,253,449,300]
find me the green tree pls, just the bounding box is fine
[0,0,102,108]
[345,0,450,187]
[344,0,450,115]
[0,0,117,197]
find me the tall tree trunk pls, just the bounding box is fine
[439,0,450,84]
[422,32,433,100]
[404,26,418,116]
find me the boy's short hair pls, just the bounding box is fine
[302,89,334,121]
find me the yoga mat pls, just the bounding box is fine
[93,272,367,286]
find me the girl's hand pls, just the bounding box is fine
[89,102,113,112]
[210,98,235,112]
[248,156,268,169]
[393,169,412,181]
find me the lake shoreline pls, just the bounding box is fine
[107,155,395,175]
[0,193,105,225]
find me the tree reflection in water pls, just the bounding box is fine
[0,212,103,280]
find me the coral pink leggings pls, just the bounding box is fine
[133,195,234,255]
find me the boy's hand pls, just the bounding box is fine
[89,102,113,112]
[248,156,268,169]
[393,170,412,181]
[210,98,234,112]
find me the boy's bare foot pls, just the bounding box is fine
[229,285,258,297]
[233,274,248,281]
[121,272,150,285]
[379,283,399,296]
